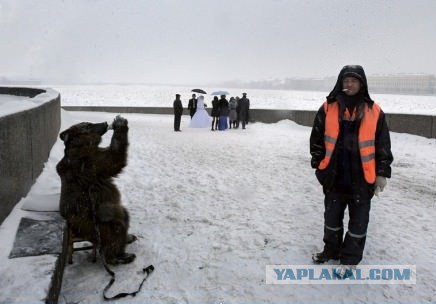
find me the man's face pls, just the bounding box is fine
[342,77,361,96]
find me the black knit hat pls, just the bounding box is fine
[326,65,373,103]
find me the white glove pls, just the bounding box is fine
[374,176,387,197]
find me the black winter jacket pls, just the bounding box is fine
[173,99,183,115]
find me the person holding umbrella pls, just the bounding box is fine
[187,94,197,119]
[210,90,230,131]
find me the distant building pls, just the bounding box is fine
[282,77,327,91]
[220,73,436,96]
[286,74,436,95]
[367,74,436,95]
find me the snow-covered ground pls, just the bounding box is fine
[0,86,436,303]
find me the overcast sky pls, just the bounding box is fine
[1,0,436,85]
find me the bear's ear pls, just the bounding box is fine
[59,130,69,142]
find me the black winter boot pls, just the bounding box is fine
[312,249,340,264]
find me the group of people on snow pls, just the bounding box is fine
[172,92,250,132]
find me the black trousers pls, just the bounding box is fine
[174,114,181,131]
[323,192,371,265]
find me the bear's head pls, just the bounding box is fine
[59,121,108,149]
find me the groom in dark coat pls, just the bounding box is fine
[187,94,197,119]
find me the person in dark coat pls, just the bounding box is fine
[218,95,229,130]
[235,96,241,128]
[238,93,250,129]
[310,65,393,278]
[173,94,183,132]
[211,96,220,131]
[187,94,197,119]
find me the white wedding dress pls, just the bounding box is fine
[189,96,211,128]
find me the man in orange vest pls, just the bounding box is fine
[310,65,393,278]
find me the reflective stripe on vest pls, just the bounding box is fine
[318,101,380,184]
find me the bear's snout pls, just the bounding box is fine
[92,122,109,136]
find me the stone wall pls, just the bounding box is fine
[0,87,61,224]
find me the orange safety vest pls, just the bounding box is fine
[318,101,381,184]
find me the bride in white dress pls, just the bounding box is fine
[189,95,212,128]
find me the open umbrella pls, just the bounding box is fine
[191,88,207,94]
[211,90,230,96]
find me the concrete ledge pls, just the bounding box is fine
[0,87,63,303]
[0,210,67,304]
[0,86,46,98]
[47,221,68,304]
[62,106,436,138]
[0,88,61,224]
[385,113,435,138]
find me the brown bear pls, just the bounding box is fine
[56,115,136,265]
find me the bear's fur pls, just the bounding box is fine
[56,116,135,264]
